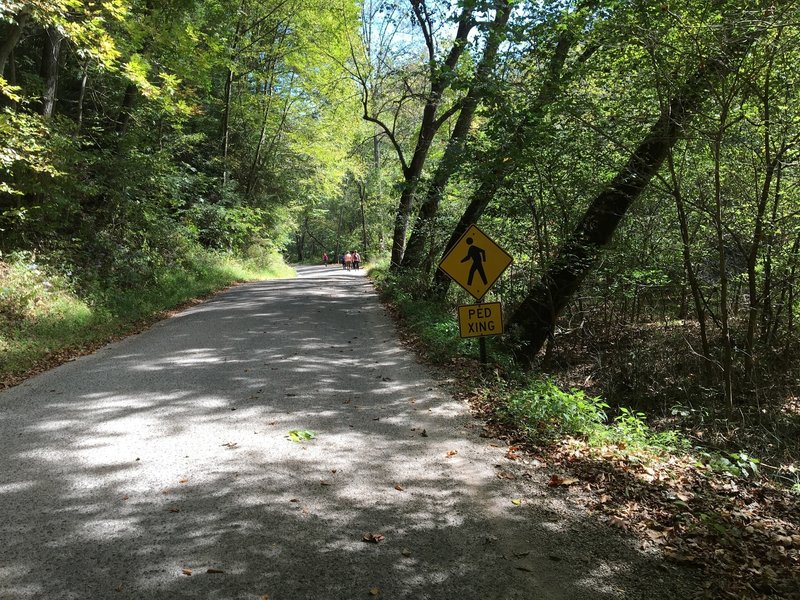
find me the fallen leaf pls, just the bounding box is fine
[369,587,380,596]
[511,499,523,506]
[320,481,331,486]
[207,568,224,574]
[394,484,405,492]
[609,516,626,528]
[290,498,299,503]
[261,595,269,600]
[497,470,516,480]
[362,532,385,543]
[548,474,564,487]
[182,568,192,576]
[178,479,189,484]
[168,507,180,513]
[401,548,412,557]
[287,429,316,443]
[446,450,458,458]
[221,442,238,449]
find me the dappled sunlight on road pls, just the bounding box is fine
[0,265,694,599]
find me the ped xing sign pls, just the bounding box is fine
[458,302,504,338]
[438,224,513,300]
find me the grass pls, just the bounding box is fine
[0,249,294,383]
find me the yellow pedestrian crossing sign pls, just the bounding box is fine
[438,224,512,300]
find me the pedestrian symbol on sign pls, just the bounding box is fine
[461,237,487,286]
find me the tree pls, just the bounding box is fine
[505,15,766,361]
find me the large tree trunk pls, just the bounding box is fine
[0,6,31,76]
[506,40,755,360]
[40,26,65,118]
[401,0,511,271]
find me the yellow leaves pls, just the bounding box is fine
[124,55,157,98]
[0,77,22,103]
[511,498,523,506]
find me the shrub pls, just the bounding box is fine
[502,379,609,441]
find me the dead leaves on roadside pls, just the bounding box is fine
[362,532,385,543]
[547,474,578,487]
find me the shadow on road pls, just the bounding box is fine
[0,266,697,599]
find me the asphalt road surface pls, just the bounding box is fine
[0,266,698,599]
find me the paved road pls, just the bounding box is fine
[0,266,697,599]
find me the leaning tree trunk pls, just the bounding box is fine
[430,30,577,296]
[0,6,31,76]
[401,0,512,271]
[506,34,759,360]
[387,6,475,269]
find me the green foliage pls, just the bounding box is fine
[0,247,293,380]
[701,451,762,479]
[502,379,609,441]
[372,263,473,359]
[498,377,695,456]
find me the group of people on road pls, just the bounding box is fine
[322,251,361,270]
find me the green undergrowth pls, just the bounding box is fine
[370,261,507,361]
[498,377,775,481]
[0,249,294,381]
[369,263,775,485]
[501,379,690,454]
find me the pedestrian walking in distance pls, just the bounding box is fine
[323,252,329,267]
[353,251,361,270]
[344,251,353,271]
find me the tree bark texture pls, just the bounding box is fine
[40,26,65,118]
[506,42,756,360]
